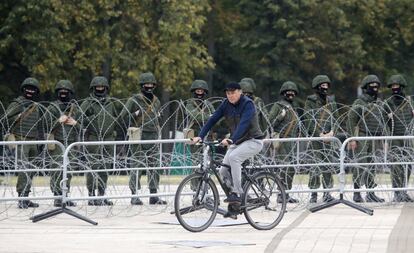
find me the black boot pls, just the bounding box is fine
[54,193,76,207]
[400,192,414,202]
[309,192,317,203]
[97,190,113,206]
[149,189,167,205]
[88,192,96,206]
[353,184,363,203]
[353,192,363,203]
[286,194,299,203]
[18,192,39,209]
[393,191,403,202]
[131,191,143,205]
[54,198,63,207]
[366,192,384,203]
[323,192,335,202]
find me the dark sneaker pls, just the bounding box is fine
[224,193,241,204]
[309,193,318,203]
[323,193,335,202]
[366,192,384,203]
[88,199,96,206]
[353,192,364,203]
[149,197,167,205]
[131,197,143,205]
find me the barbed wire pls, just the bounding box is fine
[0,97,413,220]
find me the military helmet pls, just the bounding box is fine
[387,74,407,87]
[139,72,157,85]
[240,80,254,93]
[240,77,256,92]
[312,75,331,89]
[55,80,74,93]
[190,80,209,92]
[90,76,109,89]
[361,74,381,89]
[21,77,40,91]
[280,81,299,94]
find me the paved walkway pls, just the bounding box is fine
[0,204,413,253]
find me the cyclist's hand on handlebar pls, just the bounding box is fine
[190,137,202,144]
[221,138,233,146]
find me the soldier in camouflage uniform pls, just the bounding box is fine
[269,81,300,203]
[185,80,214,137]
[45,80,79,207]
[120,72,166,205]
[184,80,215,189]
[304,75,338,203]
[5,78,42,208]
[240,78,268,132]
[384,75,413,202]
[348,75,386,203]
[80,76,117,206]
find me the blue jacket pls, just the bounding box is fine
[199,95,263,144]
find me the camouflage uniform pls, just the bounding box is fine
[348,75,387,202]
[5,78,43,208]
[240,78,268,132]
[45,80,80,207]
[304,75,338,203]
[269,81,300,203]
[120,72,165,205]
[80,76,118,206]
[384,75,413,202]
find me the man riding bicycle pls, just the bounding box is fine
[192,82,265,204]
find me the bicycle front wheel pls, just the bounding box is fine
[174,173,219,232]
[243,172,286,230]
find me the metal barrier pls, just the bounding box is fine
[2,136,414,223]
[0,140,65,202]
[310,135,414,215]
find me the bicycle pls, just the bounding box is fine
[174,140,287,232]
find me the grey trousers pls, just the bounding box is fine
[219,139,264,194]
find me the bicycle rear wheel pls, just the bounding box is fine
[243,172,286,230]
[174,173,219,232]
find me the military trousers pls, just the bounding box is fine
[85,136,114,195]
[350,139,383,189]
[274,140,297,191]
[15,135,39,195]
[389,139,411,189]
[48,141,76,196]
[308,141,335,190]
[129,131,160,193]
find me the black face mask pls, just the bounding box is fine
[23,86,40,101]
[392,87,403,96]
[366,85,379,97]
[57,89,72,103]
[193,92,206,100]
[94,87,108,97]
[283,91,296,102]
[141,86,154,100]
[317,85,329,97]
